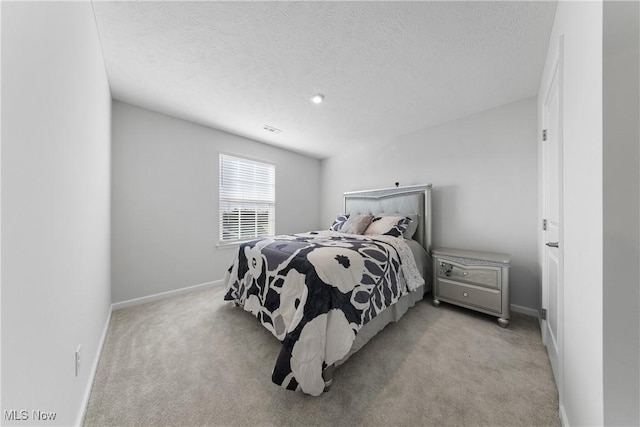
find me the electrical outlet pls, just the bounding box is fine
[75,345,81,377]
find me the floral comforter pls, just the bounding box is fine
[223,230,424,396]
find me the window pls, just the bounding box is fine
[219,154,275,243]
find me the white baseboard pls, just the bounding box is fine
[111,280,224,311]
[75,306,112,427]
[74,280,224,425]
[559,403,569,426]
[510,304,540,318]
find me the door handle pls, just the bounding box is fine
[545,242,559,248]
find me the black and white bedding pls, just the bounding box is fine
[223,230,424,396]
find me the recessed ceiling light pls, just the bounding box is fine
[311,93,325,104]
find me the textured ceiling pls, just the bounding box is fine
[92,1,557,159]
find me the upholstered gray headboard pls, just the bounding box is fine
[343,184,432,254]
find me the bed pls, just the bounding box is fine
[223,184,433,395]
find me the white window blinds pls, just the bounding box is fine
[219,154,275,243]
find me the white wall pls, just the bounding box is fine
[321,97,539,311]
[111,101,321,303]
[603,2,640,425]
[538,2,604,425]
[1,3,112,426]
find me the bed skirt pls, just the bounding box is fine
[322,284,427,388]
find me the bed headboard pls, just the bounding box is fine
[343,184,432,254]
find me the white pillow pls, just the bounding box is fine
[374,213,419,239]
[364,216,411,237]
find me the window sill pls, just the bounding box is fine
[216,240,255,249]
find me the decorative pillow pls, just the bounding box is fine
[364,216,412,238]
[340,214,374,235]
[401,214,419,239]
[376,213,419,239]
[329,214,350,231]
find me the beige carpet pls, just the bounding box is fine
[83,286,560,426]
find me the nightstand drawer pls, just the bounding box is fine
[437,261,501,289]
[437,278,502,313]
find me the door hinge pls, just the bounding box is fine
[542,129,547,141]
[543,219,547,231]
[541,308,547,320]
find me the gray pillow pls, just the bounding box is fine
[341,214,374,235]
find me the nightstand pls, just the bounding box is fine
[432,247,511,327]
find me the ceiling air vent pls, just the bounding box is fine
[263,125,282,135]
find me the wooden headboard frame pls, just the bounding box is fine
[343,184,433,254]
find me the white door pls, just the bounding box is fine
[541,42,563,389]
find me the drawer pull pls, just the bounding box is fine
[463,292,469,298]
